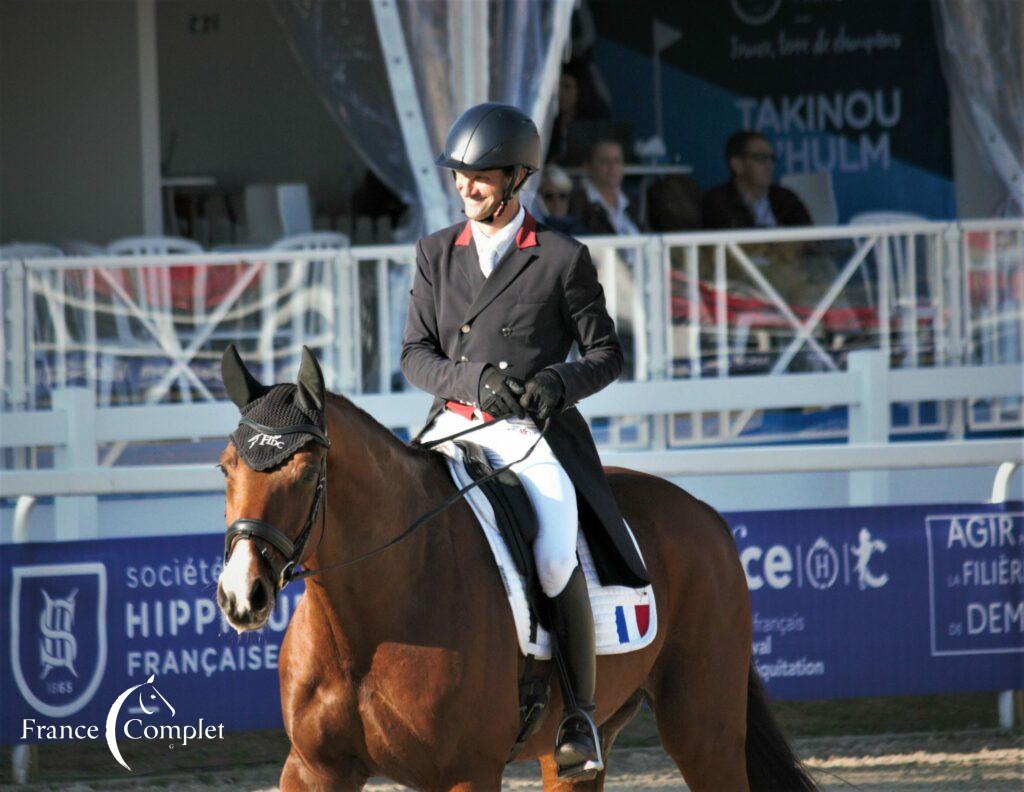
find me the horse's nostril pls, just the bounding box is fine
[249,578,268,612]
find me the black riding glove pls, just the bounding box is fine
[478,366,527,419]
[519,370,565,421]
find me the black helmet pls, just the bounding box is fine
[436,102,541,173]
[436,103,540,215]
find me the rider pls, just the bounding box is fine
[401,102,650,774]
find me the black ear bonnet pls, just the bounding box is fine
[222,343,329,471]
[229,384,328,471]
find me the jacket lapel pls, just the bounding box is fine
[459,212,540,324]
[453,237,485,299]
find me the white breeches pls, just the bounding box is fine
[421,409,579,597]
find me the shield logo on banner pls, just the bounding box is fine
[10,563,107,717]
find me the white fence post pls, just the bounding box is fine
[992,461,1021,729]
[52,388,98,539]
[848,350,891,505]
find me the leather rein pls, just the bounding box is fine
[223,411,555,592]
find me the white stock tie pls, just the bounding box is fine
[481,247,499,279]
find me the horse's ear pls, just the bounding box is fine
[221,344,264,409]
[296,346,325,413]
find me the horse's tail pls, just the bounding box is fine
[745,663,818,791]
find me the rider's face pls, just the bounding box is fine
[453,169,508,221]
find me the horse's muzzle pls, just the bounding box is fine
[217,539,275,631]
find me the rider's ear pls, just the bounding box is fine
[296,346,325,413]
[221,344,265,409]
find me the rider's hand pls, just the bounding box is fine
[519,370,565,421]
[478,366,527,419]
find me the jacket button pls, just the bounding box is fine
[498,361,509,370]
[460,355,468,362]
[461,324,471,334]
[501,326,512,337]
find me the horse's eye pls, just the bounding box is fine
[216,464,228,478]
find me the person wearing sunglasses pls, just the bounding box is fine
[702,130,812,230]
[537,166,586,236]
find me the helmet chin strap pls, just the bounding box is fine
[475,166,525,225]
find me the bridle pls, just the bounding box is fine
[223,409,557,592]
[223,417,330,592]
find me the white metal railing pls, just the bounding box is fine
[2,220,1022,455]
[2,351,1021,537]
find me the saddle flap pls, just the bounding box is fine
[453,439,547,629]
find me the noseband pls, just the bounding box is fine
[223,417,330,592]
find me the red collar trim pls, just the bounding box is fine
[516,211,538,249]
[453,210,538,249]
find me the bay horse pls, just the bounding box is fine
[216,347,816,791]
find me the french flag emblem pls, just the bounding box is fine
[614,604,651,644]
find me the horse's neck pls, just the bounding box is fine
[307,396,453,623]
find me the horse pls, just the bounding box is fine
[215,346,816,792]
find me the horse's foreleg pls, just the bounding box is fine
[279,747,367,792]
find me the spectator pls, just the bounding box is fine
[547,59,612,164]
[537,166,586,236]
[646,175,702,231]
[702,131,811,229]
[570,137,645,235]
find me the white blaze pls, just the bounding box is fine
[219,539,259,615]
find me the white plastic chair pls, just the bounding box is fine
[848,211,930,366]
[268,232,350,382]
[848,211,928,227]
[106,236,203,256]
[780,171,837,227]
[0,242,64,259]
[105,236,205,403]
[277,183,313,237]
[59,240,105,257]
[270,232,350,251]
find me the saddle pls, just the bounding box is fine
[452,439,553,761]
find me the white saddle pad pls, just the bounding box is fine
[433,441,657,659]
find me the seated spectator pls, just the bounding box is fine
[570,137,646,235]
[537,166,586,236]
[646,174,702,231]
[702,131,811,230]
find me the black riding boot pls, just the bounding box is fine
[549,565,601,773]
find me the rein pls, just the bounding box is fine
[289,413,554,582]
[226,410,556,590]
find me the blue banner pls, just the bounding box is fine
[730,502,1023,699]
[2,502,1021,744]
[588,0,956,221]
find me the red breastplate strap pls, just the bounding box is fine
[444,400,494,423]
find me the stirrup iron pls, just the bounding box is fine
[554,708,604,780]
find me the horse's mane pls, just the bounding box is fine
[324,390,440,467]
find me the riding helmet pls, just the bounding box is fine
[436,103,541,203]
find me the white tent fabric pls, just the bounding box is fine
[936,0,1024,216]
[270,0,574,238]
